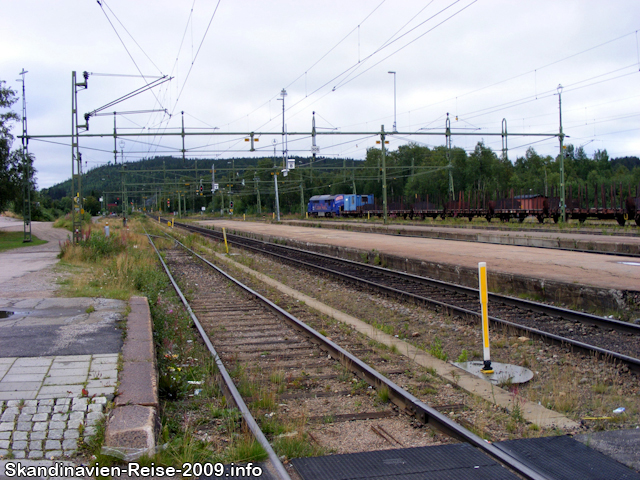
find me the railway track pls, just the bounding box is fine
[167,220,640,374]
[146,232,550,480]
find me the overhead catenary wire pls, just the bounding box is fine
[222,0,471,144]
[170,0,222,116]
[222,1,388,130]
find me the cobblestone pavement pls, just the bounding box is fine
[0,353,117,462]
[0,397,106,460]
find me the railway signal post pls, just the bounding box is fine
[478,262,493,374]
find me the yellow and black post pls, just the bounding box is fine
[478,262,493,373]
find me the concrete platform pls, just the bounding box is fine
[197,219,640,313]
[285,219,640,255]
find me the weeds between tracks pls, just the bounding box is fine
[54,216,270,468]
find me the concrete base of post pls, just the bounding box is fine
[453,361,533,385]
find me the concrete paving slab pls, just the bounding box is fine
[90,357,119,365]
[42,376,84,386]
[53,355,92,362]
[0,354,117,401]
[46,368,88,377]
[36,386,84,398]
[85,387,117,397]
[6,366,51,375]
[85,379,116,388]
[12,358,53,367]
[0,382,42,392]
[0,391,37,400]
[89,368,118,379]
[1,374,47,383]
[49,361,90,370]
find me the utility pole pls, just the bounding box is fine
[274,172,281,221]
[181,111,186,164]
[446,113,454,200]
[254,174,261,215]
[557,84,566,223]
[120,140,126,226]
[388,71,397,132]
[71,71,88,243]
[311,112,317,181]
[272,138,281,221]
[501,118,508,162]
[381,125,388,224]
[279,89,287,169]
[300,181,304,218]
[17,69,31,242]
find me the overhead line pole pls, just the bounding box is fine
[71,71,88,244]
[17,69,31,243]
[557,85,566,223]
[381,125,387,224]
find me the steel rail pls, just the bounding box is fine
[145,232,291,480]
[161,230,551,480]
[170,220,640,372]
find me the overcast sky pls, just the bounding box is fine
[3,0,640,189]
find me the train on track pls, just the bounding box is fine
[308,184,640,226]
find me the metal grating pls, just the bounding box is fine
[291,444,519,480]
[494,435,640,480]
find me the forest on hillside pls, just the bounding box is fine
[38,142,640,217]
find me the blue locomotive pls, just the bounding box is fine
[307,194,374,217]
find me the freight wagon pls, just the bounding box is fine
[310,183,640,225]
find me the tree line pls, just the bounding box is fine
[33,143,640,218]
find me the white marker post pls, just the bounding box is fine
[478,262,493,373]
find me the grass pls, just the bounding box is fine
[0,231,47,252]
[273,433,325,460]
[456,349,469,363]
[376,386,391,404]
[428,337,448,361]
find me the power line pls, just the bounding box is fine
[393,29,640,125]
[101,0,164,75]
[171,0,222,115]
[283,0,478,127]
[223,1,388,131]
